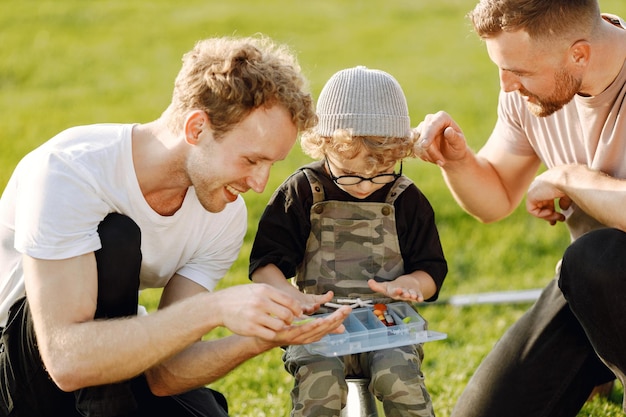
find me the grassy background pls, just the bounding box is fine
[2,0,625,415]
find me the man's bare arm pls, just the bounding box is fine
[145,308,350,396]
[527,164,626,231]
[416,111,541,222]
[23,254,307,392]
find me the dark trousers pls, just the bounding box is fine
[0,213,229,417]
[451,228,623,417]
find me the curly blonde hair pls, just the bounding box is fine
[301,128,418,175]
[164,35,317,138]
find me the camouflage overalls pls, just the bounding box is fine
[283,169,435,417]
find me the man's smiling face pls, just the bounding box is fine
[486,30,583,117]
[187,105,297,213]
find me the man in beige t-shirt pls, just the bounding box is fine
[417,1,626,416]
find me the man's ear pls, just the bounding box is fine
[184,110,211,145]
[570,39,590,67]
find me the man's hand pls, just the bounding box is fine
[216,283,305,339]
[414,111,469,167]
[267,305,351,346]
[249,264,333,315]
[526,169,572,225]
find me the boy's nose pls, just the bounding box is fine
[356,180,377,191]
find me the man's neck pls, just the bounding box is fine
[580,17,626,96]
[132,120,191,216]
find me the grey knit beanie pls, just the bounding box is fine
[315,66,410,138]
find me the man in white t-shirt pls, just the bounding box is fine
[0,36,350,417]
[416,0,626,416]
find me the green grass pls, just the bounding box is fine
[2,0,625,415]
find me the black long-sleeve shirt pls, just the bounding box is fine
[249,161,447,301]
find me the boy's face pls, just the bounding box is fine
[325,150,400,199]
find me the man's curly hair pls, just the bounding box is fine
[165,35,317,139]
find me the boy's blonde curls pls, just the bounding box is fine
[301,128,418,174]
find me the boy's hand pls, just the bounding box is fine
[301,291,334,315]
[367,279,424,302]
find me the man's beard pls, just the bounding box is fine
[521,68,582,117]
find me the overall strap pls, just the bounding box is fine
[385,175,412,204]
[302,168,325,204]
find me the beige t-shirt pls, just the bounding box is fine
[492,16,626,240]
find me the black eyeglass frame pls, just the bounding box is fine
[324,157,403,186]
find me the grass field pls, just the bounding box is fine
[2,0,626,415]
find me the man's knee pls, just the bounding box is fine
[562,228,626,284]
[95,213,142,318]
[97,213,141,256]
[560,228,626,308]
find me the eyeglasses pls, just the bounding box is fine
[325,157,402,186]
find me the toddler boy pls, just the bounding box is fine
[250,66,447,417]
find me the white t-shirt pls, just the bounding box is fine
[0,123,247,326]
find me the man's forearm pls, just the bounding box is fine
[441,154,517,223]
[146,334,272,396]
[546,164,626,231]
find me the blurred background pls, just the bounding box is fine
[2,0,624,415]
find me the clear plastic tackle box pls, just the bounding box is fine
[303,302,447,357]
